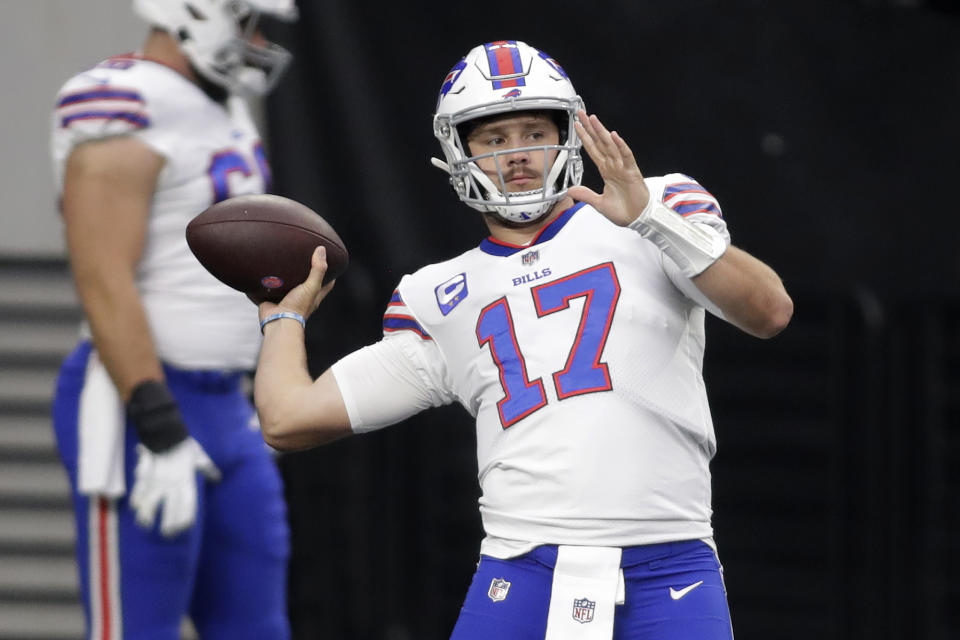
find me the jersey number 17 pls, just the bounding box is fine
[476,262,620,429]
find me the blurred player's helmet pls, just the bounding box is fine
[432,40,584,224]
[133,0,297,95]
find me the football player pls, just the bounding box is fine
[50,1,296,638]
[253,40,794,639]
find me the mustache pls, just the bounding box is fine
[504,169,539,180]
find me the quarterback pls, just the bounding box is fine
[50,1,296,638]
[254,40,793,639]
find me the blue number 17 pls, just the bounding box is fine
[476,262,621,428]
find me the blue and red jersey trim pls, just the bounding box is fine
[670,200,721,217]
[383,290,431,340]
[57,81,149,129]
[57,88,144,108]
[479,202,585,257]
[60,111,150,129]
[662,178,722,218]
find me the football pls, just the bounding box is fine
[186,194,348,304]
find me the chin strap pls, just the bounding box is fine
[430,157,450,173]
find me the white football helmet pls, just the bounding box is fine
[432,40,584,224]
[133,0,297,95]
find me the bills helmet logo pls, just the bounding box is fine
[572,597,595,623]
[438,58,467,104]
[488,578,511,602]
[502,88,522,99]
[536,49,569,79]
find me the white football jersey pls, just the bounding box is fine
[333,175,730,557]
[51,55,266,370]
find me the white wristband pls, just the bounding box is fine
[628,200,728,277]
[259,311,306,334]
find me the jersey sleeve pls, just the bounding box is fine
[330,289,456,433]
[51,57,183,188]
[653,173,729,318]
[53,64,150,146]
[658,172,730,242]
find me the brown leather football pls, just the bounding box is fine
[186,194,348,304]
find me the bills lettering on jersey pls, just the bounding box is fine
[511,267,551,287]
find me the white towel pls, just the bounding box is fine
[544,545,623,640]
[77,350,126,497]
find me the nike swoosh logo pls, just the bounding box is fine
[669,580,704,600]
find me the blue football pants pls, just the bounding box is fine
[450,539,734,639]
[52,341,290,640]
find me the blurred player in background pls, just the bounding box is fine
[253,40,794,639]
[50,1,296,637]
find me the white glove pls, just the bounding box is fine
[128,437,221,537]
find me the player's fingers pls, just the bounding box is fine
[567,185,602,208]
[134,492,161,530]
[588,114,619,160]
[196,453,221,483]
[162,487,193,537]
[575,110,595,142]
[310,246,328,281]
[576,113,609,159]
[578,113,625,175]
[611,131,639,168]
[575,121,605,168]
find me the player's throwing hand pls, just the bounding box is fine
[259,246,336,326]
[568,110,651,227]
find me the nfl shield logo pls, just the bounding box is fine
[572,597,595,624]
[488,578,511,602]
[521,250,539,266]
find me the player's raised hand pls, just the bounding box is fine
[260,246,336,323]
[568,110,650,226]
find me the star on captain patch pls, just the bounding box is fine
[487,577,511,602]
[572,597,595,623]
[521,250,539,266]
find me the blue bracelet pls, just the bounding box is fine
[259,311,306,334]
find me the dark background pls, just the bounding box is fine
[262,1,959,638]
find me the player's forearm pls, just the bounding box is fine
[691,245,793,339]
[255,324,351,450]
[72,264,164,400]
